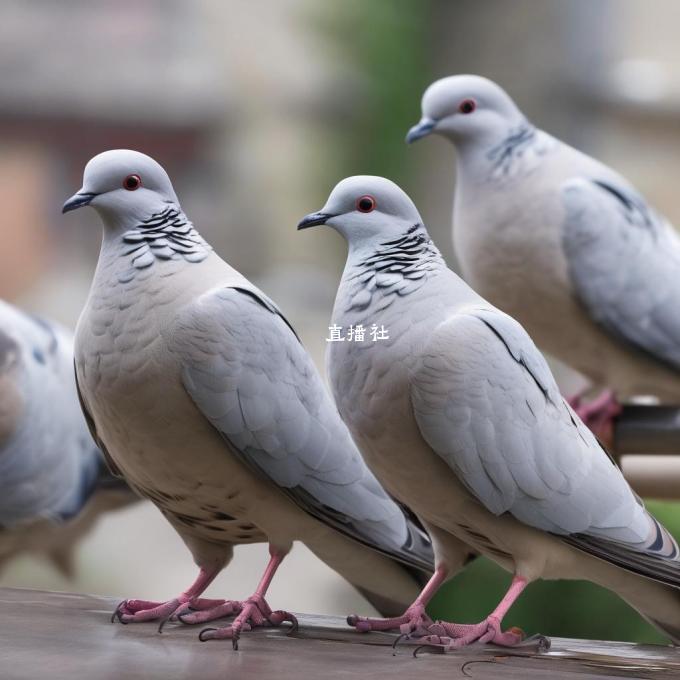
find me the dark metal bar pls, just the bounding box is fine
[614,405,680,455]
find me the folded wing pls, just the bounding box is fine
[169,285,433,572]
[411,304,680,583]
[561,177,680,371]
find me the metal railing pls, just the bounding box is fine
[614,405,680,501]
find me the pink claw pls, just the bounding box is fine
[347,565,449,637]
[111,566,226,629]
[177,600,242,625]
[197,548,294,650]
[198,594,297,650]
[419,616,525,649]
[112,595,231,629]
[347,602,434,635]
[404,575,534,654]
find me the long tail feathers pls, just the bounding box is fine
[562,500,680,588]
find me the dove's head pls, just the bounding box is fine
[63,150,179,226]
[298,176,424,248]
[406,75,524,145]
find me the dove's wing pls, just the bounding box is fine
[169,285,433,572]
[411,304,680,583]
[0,304,103,525]
[561,177,680,371]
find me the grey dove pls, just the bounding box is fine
[298,175,680,649]
[0,300,133,576]
[62,149,438,647]
[407,74,680,437]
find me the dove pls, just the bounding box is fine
[0,300,133,576]
[406,74,680,438]
[298,175,680,649]
[62,149,442,648]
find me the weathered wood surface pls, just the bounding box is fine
[1,588,680,679]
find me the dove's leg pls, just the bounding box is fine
[568,389,621,445]
[347,564,446,635]
[198,546,297,649]
[418,575,528,649]
[112,565,238,628]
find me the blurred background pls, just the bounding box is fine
[2,0,680,643]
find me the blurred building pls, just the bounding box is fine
[0,0,339,327]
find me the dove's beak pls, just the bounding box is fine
[406,117,437,144]
[297,211,333,230]
[62,191,98,214]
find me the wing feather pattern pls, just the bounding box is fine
[170,285,433,573]
[411,305,680,584]
[561,177,680,371]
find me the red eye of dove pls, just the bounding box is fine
[123,174,142,191]
[458,99,476,114]
[356,195,376,213]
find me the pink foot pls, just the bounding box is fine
[418,615,525,649]
[198,594,297,649]
[347,602,433,636]
[568,388,621,445]
[111,565,228,631]
[399,574,543,654]
[177,601,243,625]
[112,596,238,631]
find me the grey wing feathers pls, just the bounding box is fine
[561,177,680,371]
[0,302,102,525]
[411,304,680,584]
[170,285,433,573]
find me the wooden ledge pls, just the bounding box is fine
[1,587,679,679]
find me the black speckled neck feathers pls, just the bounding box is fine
[121,206,212,273]
[344,223,444,312]
[482,121,556,182]
[486,121,536,176]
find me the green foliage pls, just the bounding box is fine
[312,0,433,188]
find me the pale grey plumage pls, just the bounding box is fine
[0,300,133,574]
[411,302,667,552]
[172,285,431,564]
[69,150,434,618]
[408,74,680,401]
[311,175,680,642]
[562,178,680,370]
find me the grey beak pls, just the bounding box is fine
[405,117,437,144]
[62,191,98,214]
[297,211,333,230]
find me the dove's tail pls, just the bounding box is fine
[304,530,422,616]
[48,543,77,579]
[565,517,680,643]
[577,545,680,644]
[304,523,472,617]
[609,572,680,645]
